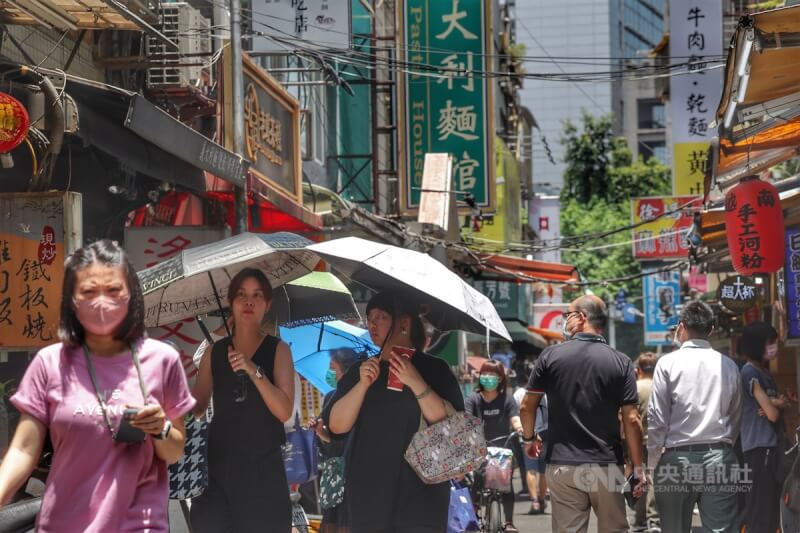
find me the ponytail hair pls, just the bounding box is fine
[366,291,427,352]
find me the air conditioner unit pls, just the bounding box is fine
[147,3,211,89]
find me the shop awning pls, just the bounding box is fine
[0,0,178,49]
[67,76,247,191]
[503,320,547,348]
[208,178,324,234]
[695,185,800,271]
[713,5,800,193]
[473,254,580,284]
[528,325,565,342]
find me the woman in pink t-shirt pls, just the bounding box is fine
[0,239,196,532]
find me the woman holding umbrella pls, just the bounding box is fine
[323,290,465,533]
[190,268,296,533]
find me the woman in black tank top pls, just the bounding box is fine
[190,268,296,533]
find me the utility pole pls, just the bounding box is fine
[230,0,248,235]
[607,300,617,349]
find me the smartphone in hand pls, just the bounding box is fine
[387,346,415,392]
[624,474,642,508]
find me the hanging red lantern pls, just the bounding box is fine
[725,176,785,275]
[0,92,30,154]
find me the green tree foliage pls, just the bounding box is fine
[559,111,670,303]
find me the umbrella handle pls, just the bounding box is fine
[207,271,233,338]
[196,316,214,343]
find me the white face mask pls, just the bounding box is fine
[672,325,682,347]
[562,320,572,341]
[765,344,779,361]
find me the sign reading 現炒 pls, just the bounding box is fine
[399,0,494,214]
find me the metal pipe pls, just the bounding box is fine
[231,0,248,235]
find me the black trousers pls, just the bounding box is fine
[742,446,781,533]
[190,447,292,533]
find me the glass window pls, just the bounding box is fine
[638,99,665,129]
[639,140,667,164]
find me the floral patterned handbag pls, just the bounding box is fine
[404,402,487,484]
[318,456,346,509]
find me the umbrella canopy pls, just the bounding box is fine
[138,232,319,327]
[273,272,360,328]
[307,237,511,341]
[280,321,377,394]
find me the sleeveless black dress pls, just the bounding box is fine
[190,335,292,533]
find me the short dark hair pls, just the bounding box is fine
[227,268,273,305]
[573,295,608,329]
[477,359,508,392]
[635,352,658,375]
[330,347,361,374]
[679,301,715,338]
[59,240,145,347]
[739,322,779,362]
[366,290,426,351]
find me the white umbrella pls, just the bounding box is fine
[138,232,319,327]
[308,237,510,341]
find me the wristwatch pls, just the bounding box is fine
[522,431,538,444]
[254,365,265,380]
[154,420,172,440]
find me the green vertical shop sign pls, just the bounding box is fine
[400,0,494,213]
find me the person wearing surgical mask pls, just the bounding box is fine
[0,240,195,532]
[465,360,523,533]
[739,322,793,533]
[309,348,360,533]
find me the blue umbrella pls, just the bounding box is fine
[279,320,378,394]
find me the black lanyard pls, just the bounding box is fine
[81,344,148,438]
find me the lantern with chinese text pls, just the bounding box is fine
[0,92,29,153]
[725,177,785,275]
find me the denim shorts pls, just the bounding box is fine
[524,454,546,474]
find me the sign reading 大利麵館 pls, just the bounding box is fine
[399,0,494,214]
[669,0,722,195]
[0,193,82,349]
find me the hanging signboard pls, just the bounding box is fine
[631,196,702,260]
[221,49,302,205]
[398,0,495,214]
[669,0,723,195]
[0,193,82,349]
[643,269,681,346]
[249,0,352,54]
[717,275,758,313]
[784,228,800,341]
[471,280,528,323]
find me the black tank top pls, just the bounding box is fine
[209,335,286,453]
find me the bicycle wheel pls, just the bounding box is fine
[487,498,502,533]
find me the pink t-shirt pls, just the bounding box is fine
[11,338,196,533]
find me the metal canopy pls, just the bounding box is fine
[0,0,177,49]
